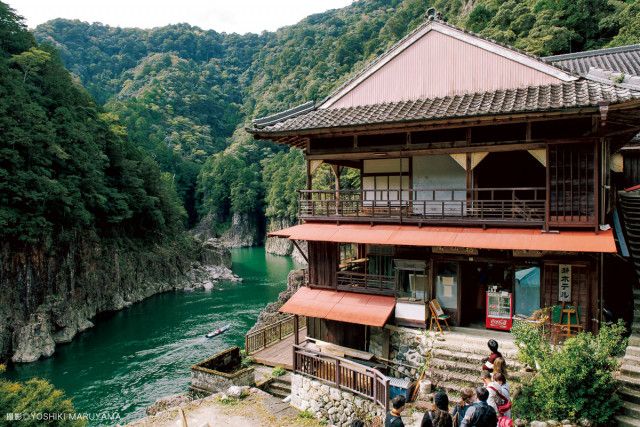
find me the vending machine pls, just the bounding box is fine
[486,291,513,331]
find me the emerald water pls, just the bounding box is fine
[6,247,296,425]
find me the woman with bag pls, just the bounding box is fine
[451,388,474,427]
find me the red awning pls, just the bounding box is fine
[269,223,617,253]
[279,287,396,327]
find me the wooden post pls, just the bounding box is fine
[245,334,249,355]
[331,164,341,215]
[335,359,341,388]
[294,315,299,345]
[262,328,266,350]
[545,144,551,231]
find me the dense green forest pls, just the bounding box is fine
[0,2,186,246]
[32,0,640,240]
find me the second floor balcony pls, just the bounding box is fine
[299,187,547,227]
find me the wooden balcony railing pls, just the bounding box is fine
[293,344,389,411]
[245,315,306,355]
[336,271,396,295]
[299,187,546,226]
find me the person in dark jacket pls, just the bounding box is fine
[451,387,475,427]
[385,395,406,427]
[421,391,453,427]
[460,387,498,427]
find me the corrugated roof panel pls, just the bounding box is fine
[270,223,617,253]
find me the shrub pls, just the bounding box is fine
[511,320,551,369]
[513,320,627,423]
[272,366,287,377]
[0,377,86,426]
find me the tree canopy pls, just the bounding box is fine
[30,0,640,236]
[0,2,186,245]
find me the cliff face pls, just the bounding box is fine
[265,218,307,265]
[221,213,260,248]
[0,235,234,363]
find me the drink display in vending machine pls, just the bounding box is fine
[486,290,513,331]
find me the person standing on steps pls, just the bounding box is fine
[492,373,512,420]
[420,391,453,427]
[460,387,498,427]
[482,339,502,371]
[480,370,500,413]
[385,395,406,427]
[451,388,475,427]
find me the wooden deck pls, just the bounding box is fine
[252,327,306,370]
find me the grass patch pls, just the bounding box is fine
[298,410,315,419]
[217,396,239,405]
[272,366,287,377]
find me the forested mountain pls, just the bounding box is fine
[33,0,640,243]
[0,2,206,362]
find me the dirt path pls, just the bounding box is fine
[126,389,322,427]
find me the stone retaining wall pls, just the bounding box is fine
[369,325,433,379]
[290,373,384,427]
[190,347,255,393]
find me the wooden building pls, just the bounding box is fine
[248,17,640,407]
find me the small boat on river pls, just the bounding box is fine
[206,325,230,338]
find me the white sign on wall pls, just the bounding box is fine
[559,264,572,302]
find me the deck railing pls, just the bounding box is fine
[336,271,396,295]
[299,187,546,226]
[245,315,306,355]
[293,344,389,411]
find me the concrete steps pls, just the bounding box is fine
[618,193,640,425]
[262,376,291,399]
[427,329,524,396]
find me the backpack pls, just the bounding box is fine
[487,385,512,415]
[498,417,514,427]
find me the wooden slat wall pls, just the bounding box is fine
[542,262,596,331]
[549,143,596,224]
[624,151,640,188]
[308,241,338,288]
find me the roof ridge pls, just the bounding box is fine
[545,44,640,62]
[319,17,575,109]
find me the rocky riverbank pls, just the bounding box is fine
[248,268,305,333]
[0,235,238,363]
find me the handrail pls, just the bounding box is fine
[245,315,306,355]
[293,344,389,411]
[298,187,547,225]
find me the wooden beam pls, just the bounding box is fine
[308,136,601,159]
[292,240,308,264]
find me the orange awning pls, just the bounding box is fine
[279,287,396,327]
[269,223,617,253]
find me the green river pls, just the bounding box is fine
[7,247,297,425]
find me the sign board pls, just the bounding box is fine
[432,246,478,255]
[559,264,572,302]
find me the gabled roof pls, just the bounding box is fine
[545,44,640,77]
[319,19,576,109]
[249,79,640,139]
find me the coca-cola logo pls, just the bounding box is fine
[489,318,508,328]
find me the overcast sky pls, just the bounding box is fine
[6,0,354,33]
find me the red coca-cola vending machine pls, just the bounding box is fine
[486,291,513,331]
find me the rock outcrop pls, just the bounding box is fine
[248,268,305,333]
[0,235,237,363]
[265,218,308,265]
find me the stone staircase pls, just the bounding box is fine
[617,190,640,427]
[261,374,292,400]
[616,289,640,427]
[427,327,525,398]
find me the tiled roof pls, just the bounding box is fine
[250,80,640,135]
[545,45,640,76]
